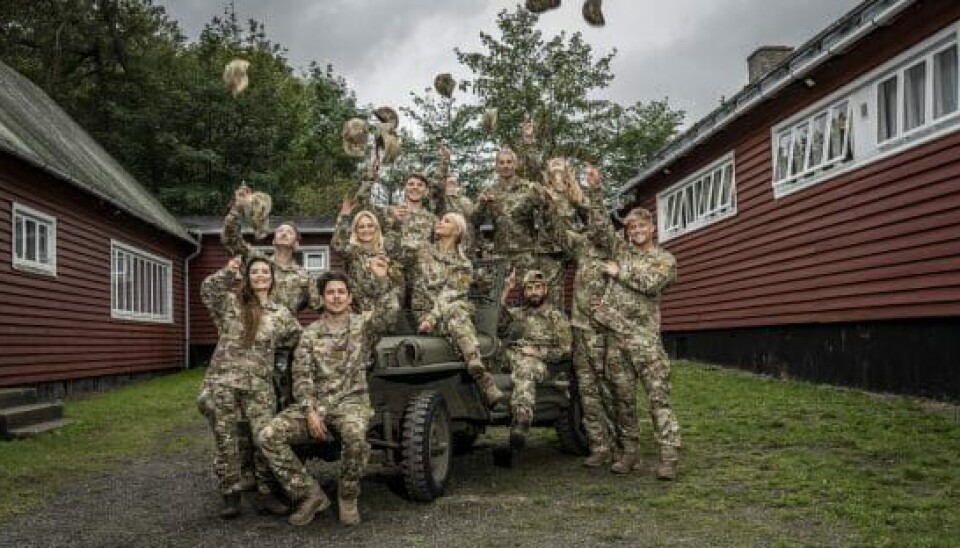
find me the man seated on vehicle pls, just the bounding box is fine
[499,269,572,449]
[257,263,399,527]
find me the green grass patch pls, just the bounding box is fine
[0,368,205,522]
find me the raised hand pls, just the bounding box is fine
[521,114,535,145]
[418,318,435,333]
[226,255,243,272]
[233,183,251,209]
[340,195,355,216]
[367,255,390,279]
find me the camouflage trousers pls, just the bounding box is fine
[506,349,547,419]
[210,383,277,496]
[572,325,620,455]
[504,252,565,308]
[258,397,373,502]
[432,302,485,374]
[610,334,682,450]
[197,385,259,490]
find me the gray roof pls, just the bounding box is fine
[0,60,194,244]
[181,215,337,235]
[618,0,915,198]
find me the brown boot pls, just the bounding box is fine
[610,451,639,474]
[251,491,290,516]
[338,496,360,526]
[478,372,504,406]
[582,450,611,468]
[288,484,331,526]
[509,408,532,450]
[656,445,680,481]
[220,493,241,519]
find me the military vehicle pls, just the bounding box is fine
[274,258,588,502]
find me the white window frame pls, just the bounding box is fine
[110,240,173,323]
[772,22,960,199]
[251,245,330,274]
[656,152,737,242]
[11,202,57,276]
[773,98,854,192]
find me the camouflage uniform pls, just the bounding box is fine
[222,207,321,313]
[355,180,437,254]
[560,188,621,458]
[471,174,564,307]
[592,222,682,457]
[201,266,302,496]
[257,281,399,504]
[500,297,572,421]
[331,211,404,313]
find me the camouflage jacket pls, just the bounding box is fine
[291,281,399,417]
[427,155,476,218]
[560,187,617,330]
[331,212,404,312]
[222,208,321,313]
[355,181,437,254]
[201,265,302,390]
[410,243,474,326]
[471,176,555,255]
[500,303,572,364]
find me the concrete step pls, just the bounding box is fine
[0,388,37,409]
[0,402,63,432]
[5,418,76,440]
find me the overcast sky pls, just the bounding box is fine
[157,0,862,126]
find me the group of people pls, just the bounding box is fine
[196,120,682,528]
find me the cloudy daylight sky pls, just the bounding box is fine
[157,0,862,126]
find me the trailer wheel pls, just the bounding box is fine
[400,391,452,502]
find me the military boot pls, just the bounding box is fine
[288,484,331,526]
[610,451,639,474]
[338,496,361,526]
[509,408,532,450]
[582,450,611,468]
[656,445,680,481]
[251,491,290,516]
[220,493,241,519]
[478,372,504,406]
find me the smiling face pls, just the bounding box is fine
[355,213,378,244]
[247,260,274,293]
[495,150,517,180]
[322,280,352,315]
[404,176,427,203]
[273,223,299,249]
[434,212,464,240]
[523,281,547,307]
[626,218,655,248]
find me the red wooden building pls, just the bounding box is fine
[180,216,337,364]
[618,0,960,399]
[0,60,198,393]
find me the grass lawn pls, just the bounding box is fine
[1,362,958,545]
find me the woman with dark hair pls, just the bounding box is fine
[331,195,403,312]
[201,256,302,519]
[409,212,502,405]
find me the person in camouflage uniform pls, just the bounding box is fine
[558,166,622,468]
[223,185,321,314]
[257,264,399,526]
[498,269,572,449]
[201,256,302,518]
[593,205,682,479]
[331,196,404,313]
[408,212,503,405]
[429,144,475,219]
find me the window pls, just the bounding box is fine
[251,245,330,274]
[111,241,172,323]
[11,203,57,276]
[657,154,736,241]
[877,42,959,144]
[774,99,853,190]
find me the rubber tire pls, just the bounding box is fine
[400,391,453,502]
[555,380,590,456]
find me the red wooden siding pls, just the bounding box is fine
[629,2,960,333]
[0,154,192,387]
[188,232,339,347]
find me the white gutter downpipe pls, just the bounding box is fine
[183,233,203,368]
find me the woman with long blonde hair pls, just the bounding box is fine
[332,196,402,312]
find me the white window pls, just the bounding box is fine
[11,203,57,276]
[111,241,172,323]
[774,99,853,190]
[876,42,959,145]
[657,154,736,242]
[251,245,330,274]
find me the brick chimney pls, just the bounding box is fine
[748,46,794,84]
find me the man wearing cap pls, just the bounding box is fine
[223,185,321,314]
[593,205,682,480]
[499,268,572,449]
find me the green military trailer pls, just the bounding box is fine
[276,258,588,503]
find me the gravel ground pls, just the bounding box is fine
[0,423,637,548]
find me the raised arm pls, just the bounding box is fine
[332,196,354,256]
[222,185,260,259]
[201,257,241,333]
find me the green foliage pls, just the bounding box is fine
[0,0,363,217]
